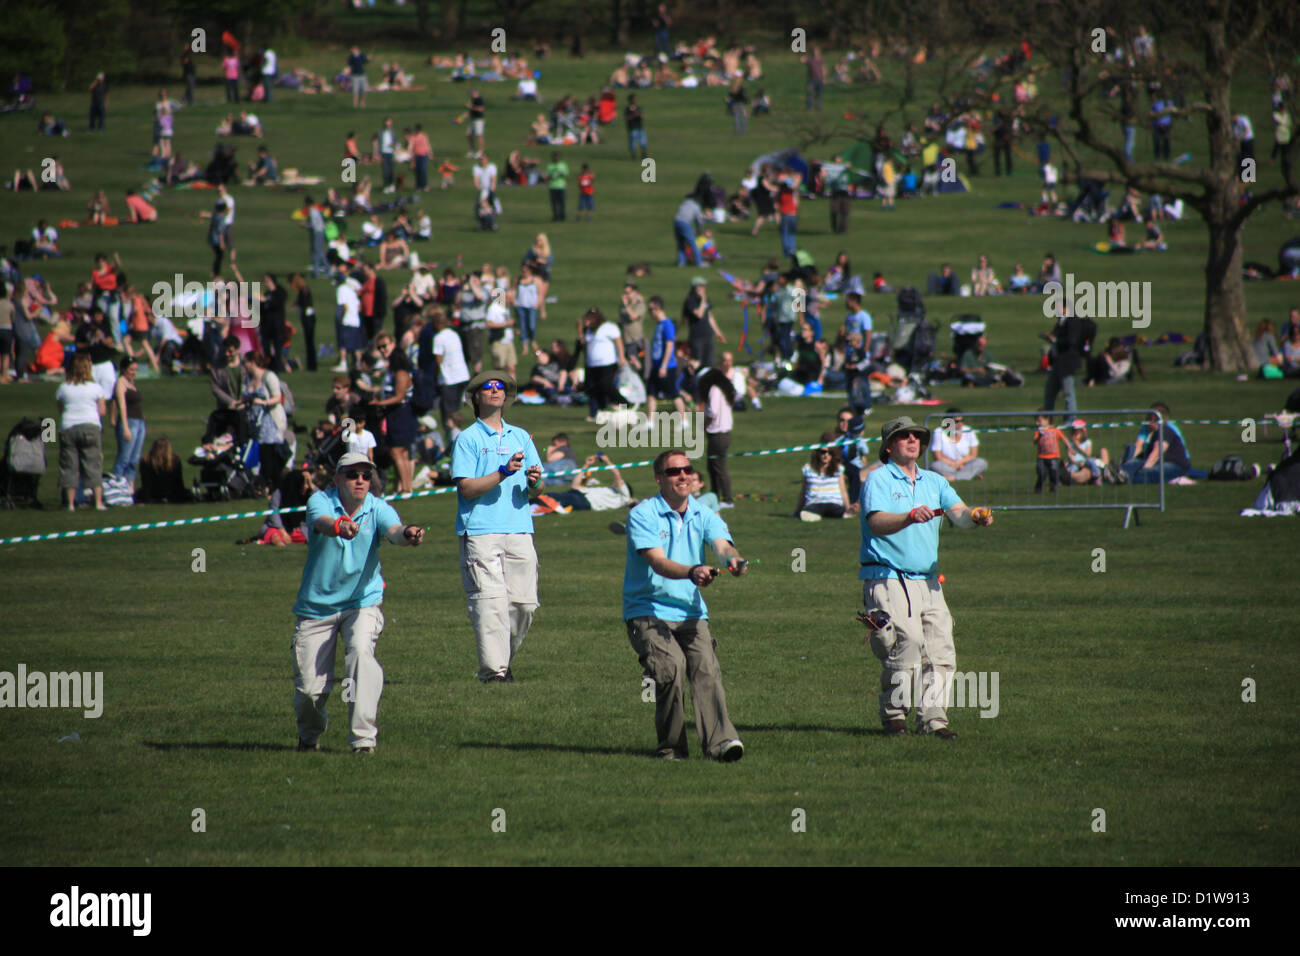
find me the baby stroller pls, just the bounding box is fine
[895,286,925,321]
[1,418,46,509]
[190,407,259,501]
[949,314,986,362]
[890,315,938,375]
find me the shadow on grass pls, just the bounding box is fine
[737,723,878,736]
[143,741,296,753]
[458,741,647,758]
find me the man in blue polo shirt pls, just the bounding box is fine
[860,416,994,739]
[452,369,544,682]
[623,449,748,761]
[291,452,425,753]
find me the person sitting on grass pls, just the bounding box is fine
[537,453,634,512]
[1063,419,1112,485]
[124,189,158,223]
[377,232,410,270]
[928,410,988,481]
[1139,216,1167,251]
[138,436,189,503]
[1118,402,1209,484]
[796,446,857,521]
[247,145,279,185]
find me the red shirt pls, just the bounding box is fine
[361,275,376,315]
[91,266,117,293]
[1034,427,1066,459]
[578,171,595,195]
[410,132,431,157]
[777,185,798,215]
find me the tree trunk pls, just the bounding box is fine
[1203,211,1256,372]
[416,0,430,36]
[610,0,628,46]
[441,0,459,41]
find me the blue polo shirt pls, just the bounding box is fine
[623,494,732,621]
[846,308,873,337]
[292,488,402,618]
[452,417,542,535]
[859,461,961,579]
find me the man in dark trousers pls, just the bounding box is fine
[259,273,288,372]
[1042,303,1089,415]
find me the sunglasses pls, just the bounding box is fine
[660,466,696,477]
[342,470,373,481]
[896,430,926,441]
[480,380,506,391]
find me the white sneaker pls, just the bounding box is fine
[717,739,745,762]
[412,465,433,489]
[331,362,349,373]
[799,510,821,522]
[751,398,763,410]
[718,501,735,509]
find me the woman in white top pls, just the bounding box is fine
[55,353,108,511]
[797,446,855,521]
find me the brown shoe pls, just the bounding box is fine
[884,718,907,736]
[931,727,958,740]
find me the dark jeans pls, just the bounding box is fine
[993,142,1012,175]
[414,154,428,189]
[586,363,618,415]
[225,78,239,103]
[302,311,317,371]
[548,489,593,511]
[382,154,395,188]
[89,103,105,131]
[1035,458,1062,490]
[1153,127,1171,160]
[829,193,850,233]
[549,187,566,221]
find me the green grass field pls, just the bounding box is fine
[2,41,1298,866]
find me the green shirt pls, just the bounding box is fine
[547,161,569,190]
[959,349,992,371]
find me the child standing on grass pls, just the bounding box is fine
[439,159,457,189]
[1032,412,1074,492]
[577,163,595,222]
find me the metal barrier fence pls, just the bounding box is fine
[922,409,1165,527]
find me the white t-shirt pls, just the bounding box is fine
[409,272,436,301]
[337,282,361,328]
[56,382,103,430]
[154,314,183,345]
[585,321,621,367]
[221,192,236,225]
[433,327,470,385]
[262,50,277,75]
[930,427,979,461]
[486,300,514,343]
[92,361,117,401]
[583,482,632,511]
[517,78,537,98]
[362,220,384,241]
[33,225,58,244]
[473,162,498,195]
[346,427,377,458]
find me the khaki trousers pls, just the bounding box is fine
[626,617,739,758]
[863,577,956,733]
[292,605,385,749]
[460,533,539,679]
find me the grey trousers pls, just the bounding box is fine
[929,457,989,481]
[626,616,738,758]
